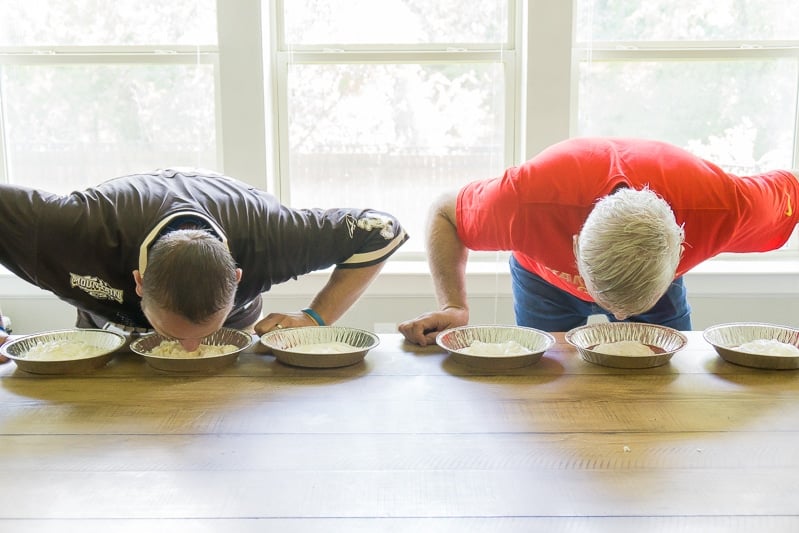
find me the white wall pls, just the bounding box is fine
[2,257,798,335]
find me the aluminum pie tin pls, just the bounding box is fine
[260,326,379,368]
[129,327,253,373]
[0,328,126,374]
[566,322,687,369]
[703,322,799,370]
[436,325,555,370]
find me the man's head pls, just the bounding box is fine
[575,187,684,320]
[133,229,241,350]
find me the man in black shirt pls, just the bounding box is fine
[0,168,408,357]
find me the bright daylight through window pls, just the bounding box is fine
[575,0,799,175]
[0,0,798,255]
[277,0,512,253]
[0,0,218,193]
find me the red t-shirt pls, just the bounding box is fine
[457,137,799,301]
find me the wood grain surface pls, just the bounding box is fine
[1,332,797,532]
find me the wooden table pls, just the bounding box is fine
[1,332,798,532]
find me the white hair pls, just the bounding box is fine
[575,187,684,317]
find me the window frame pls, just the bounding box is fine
[0,0,796,326]
[0,0,796,262]
[0,46,222,185]
[266,0,524,212]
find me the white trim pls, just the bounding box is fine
[0,259,797,299]
[216,0,268,185]
[525,0,573,158]
[0,51,217,64]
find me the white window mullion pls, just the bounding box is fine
[216,0,268,188]
[794,60,799,169]
[0,73,7,185]
[273,51,291,202]
[525,0,573,159]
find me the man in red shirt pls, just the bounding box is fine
[399,137,799,345]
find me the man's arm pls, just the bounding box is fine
[308,262,386,324]
[253,262,386,335]
[398,192,470,346]
[253,206,407,334]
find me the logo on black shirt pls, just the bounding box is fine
[69,273,124,304]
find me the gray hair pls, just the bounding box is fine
[575,187,684,317]
[141,229,238,323]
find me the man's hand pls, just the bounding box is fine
[253,311,319,337]
[398,306,469,346]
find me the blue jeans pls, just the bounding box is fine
[509,255,692,332]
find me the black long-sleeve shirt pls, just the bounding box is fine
[0,169,408,328]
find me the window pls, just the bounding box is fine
[1,1,798,259]
[270,0,519,253]
[574,0,799,174]
[0,0,218,193]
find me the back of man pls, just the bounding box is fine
[456,137,799,302]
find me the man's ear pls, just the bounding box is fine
[133,270,144,297]
[235,268,243,284]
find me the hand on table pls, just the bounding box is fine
[253,311,320,337]
[398,307,468,347]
